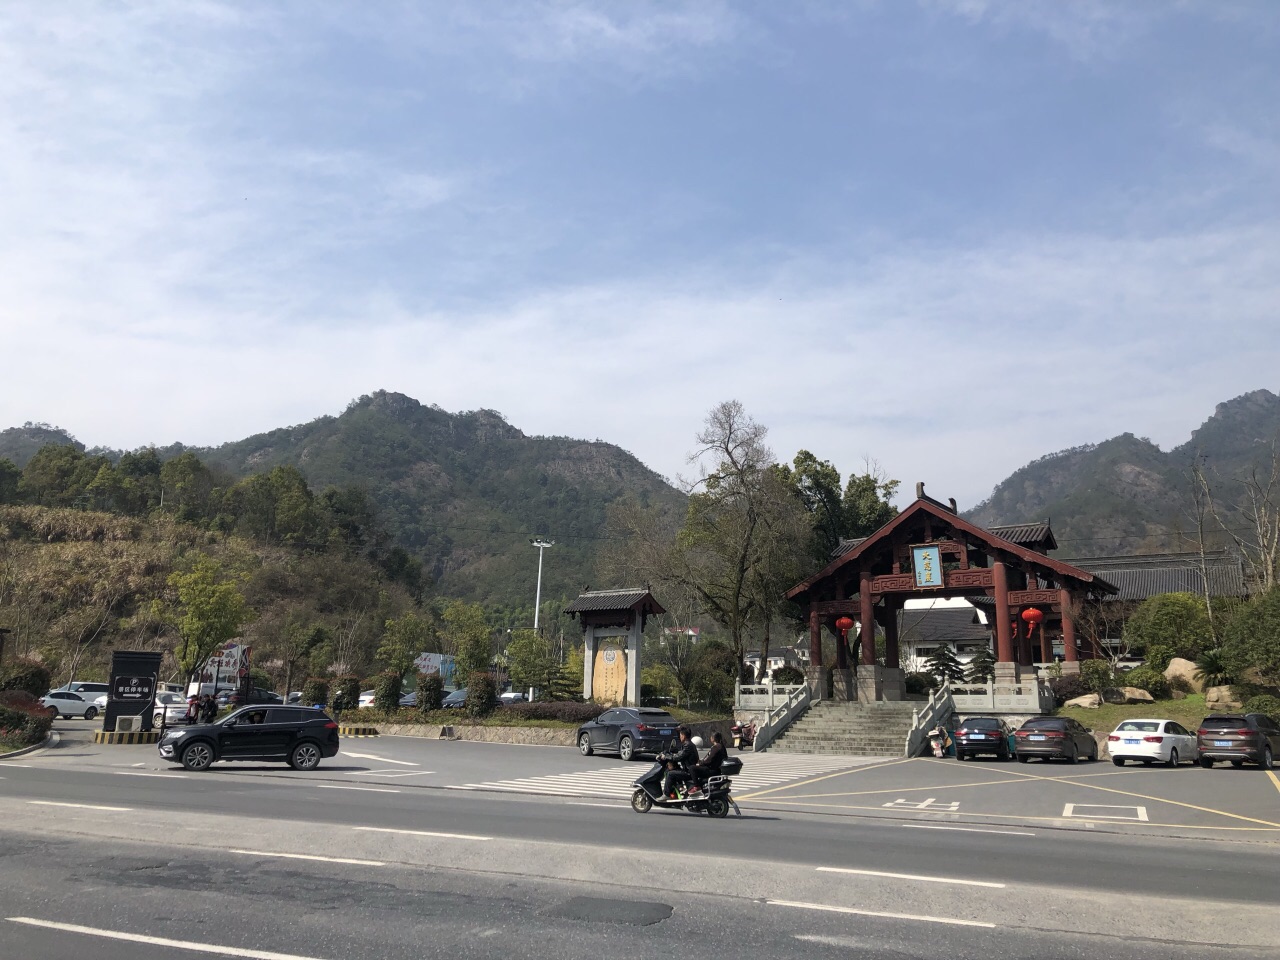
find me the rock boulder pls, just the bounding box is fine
[1163,657,1203,693]
[1205,685,1244,711]
[1122,686,1155,703]
[1064,693,1102,709]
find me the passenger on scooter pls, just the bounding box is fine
[686,731,728,796]
[662,725,698,798]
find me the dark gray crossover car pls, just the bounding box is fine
[1196,713,1279,769]
[577,708,681,761]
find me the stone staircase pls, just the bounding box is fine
[764,700,921,757]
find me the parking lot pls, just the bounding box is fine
[737,754,1280,837]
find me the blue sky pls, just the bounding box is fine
[2,1,1278,507]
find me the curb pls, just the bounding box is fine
[0,731,57,761]
[94,729,162,745]
[339,726,380,738]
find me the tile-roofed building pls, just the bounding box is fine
[564,588,658,614]
[988,521,1057,552]
[1067,551,1250,603]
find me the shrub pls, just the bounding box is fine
[1080,659,1114,694]
[301,677,329,708]
[0,659,52,698]
[465,672,497,718]
[904,672,936,696]
[1120,666,1170,700]
[1242,694,1280,722]
[331,675,360,712]
[1122,592,1213,669]
[1194,648,1235,688]
[374,672,402,712]
[0,702,53,748]
[1049,675,1091,702]
[417,672,444,712]
[770,665,806,685]
[502,701,606,724]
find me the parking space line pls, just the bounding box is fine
[769,899,995,928]
[816,866,1004,888]
[1268,771,1280,797]
[736,758,913,801]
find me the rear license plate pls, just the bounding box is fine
[1124,739,1139,745]
[1029,734,1046,741]
[1214,740,1231,747]
[660,729,672,736]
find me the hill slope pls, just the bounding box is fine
[969,389,1280,557]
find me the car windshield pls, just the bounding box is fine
[1117,721,1160,732]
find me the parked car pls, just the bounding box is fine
[152,692,191,726]
[158,705,340,771]
[227,687,283,708]
[47,681,111,701]
[441,688,468,709]
[954,717,1012,761]
[357,690,377,708]
[1196,713,1280,769]
[1107,719,1196,767]
[576,708,681,762]
[286,692,303,704]
[1013,716,1098,763]
[499,691,527,704]
[39,690,100,720]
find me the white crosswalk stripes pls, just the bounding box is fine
[454,753,871,799]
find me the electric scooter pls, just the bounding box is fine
[630,750,742,818]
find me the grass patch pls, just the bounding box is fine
[338,708,582,728]
[1054,693,1210,732]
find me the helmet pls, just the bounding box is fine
[692,736,705,748]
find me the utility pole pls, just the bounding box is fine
[531,539,555,631]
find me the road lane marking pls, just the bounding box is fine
[900,824,1034,837]
[28,801,131,812]
[314,785,401,794]
[229,849,385,866]
[769,899,995,928]
[736,757,913,801]
[443,785,476,790]
[113,772,188,779]
[341,752,418,766]
[1268,771,1280,796]
[353,826,491,841]
[815,866,1004,888]
[7,917,333,960]
[351,770,434,778]
[567,802,623,809]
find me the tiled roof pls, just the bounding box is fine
[831,538,866,559]
[898,607,990,644]
[988,521,1056,550]
[1067,552,1249,602]
[564,588,655,613]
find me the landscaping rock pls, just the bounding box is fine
[1205,685,1244,712]
[1101,687,1128,705]
[1164,657,1203,693]
[1171,690,1187,700]
[1121,686,1155,704]
[1064,693,1102,709]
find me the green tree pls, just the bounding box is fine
[442,600,491,680]
[965,647,997,684]
[1122,592,1214,669]
[1221,585,1280,688]
[169,555,251,681]
[777,451,899,562]
[379,612,433,679]
[159,452,223,523]
[925,645,965,684]
[0,458,20,504]
[19,445,108,507]
[505,628,559,693]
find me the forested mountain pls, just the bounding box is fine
[968,389,1280,558]
[0,392,686,611]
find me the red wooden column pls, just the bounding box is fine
[883,601,900,669]
[859,571,876,665]
[993,561,1014,662]
[809,605,823,667]
[1059,588,1079,662]
[1039,622,1052,663]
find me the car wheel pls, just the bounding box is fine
[955,750,966,761]
[631,788,652,813]
[1262,748,1274,770]
[289,742,322,771]
[83,707,97,721]
[1067,744,1079,764]
[619,735,635,762]
[1231,759,1244,768]
[1112,757,1125,767]
[1017,754,1029,763]
[181,742,214,772]
[1167,748,1179,768]
[578,733,594,757]
[1141,759,1153,766]
[1200,757,1214,769]
[1089,742,1098,761]
[707,797,730,819]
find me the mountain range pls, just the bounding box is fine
[4,388,1278,605]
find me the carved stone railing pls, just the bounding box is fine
[751,682,811,753]
[951,681,1054,714]
[735,682,806,711]
[904,683,955,757]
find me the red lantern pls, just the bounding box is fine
[1021,608,1044,626]
[834,616,855,637]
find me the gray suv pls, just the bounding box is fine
[1196,714,1279,769]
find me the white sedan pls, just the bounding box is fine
[152,692,192,725]
[1107,719,1197,767]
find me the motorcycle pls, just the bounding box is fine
[630,749,743,818]
[731,719,756,749]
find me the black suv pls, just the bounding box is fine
[1196,713,1279,769]
[158,706,340,771]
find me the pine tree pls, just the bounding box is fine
[925,644,965,684]
[965,647,996,684]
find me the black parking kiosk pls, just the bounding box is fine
[104,651,163,732]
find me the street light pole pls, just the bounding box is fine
[531,539,554,632]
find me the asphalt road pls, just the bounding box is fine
[4,730,1280,956]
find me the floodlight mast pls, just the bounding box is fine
[531,539,555,631]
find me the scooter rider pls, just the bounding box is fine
[686,731,728,796]
[662,725,699,798]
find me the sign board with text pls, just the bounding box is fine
[912,545,944,588]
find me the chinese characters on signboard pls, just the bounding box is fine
[112,675,155,702]
[912,545,943,588]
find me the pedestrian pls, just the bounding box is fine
[201,694,216,723]
[185,695,199,725]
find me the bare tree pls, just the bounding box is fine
[1196,442,1280,595]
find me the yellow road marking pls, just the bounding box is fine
[735,757,913,801]
[778,768,1150,802]
[1268,770,1280,797]
[741,797,1280,831]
